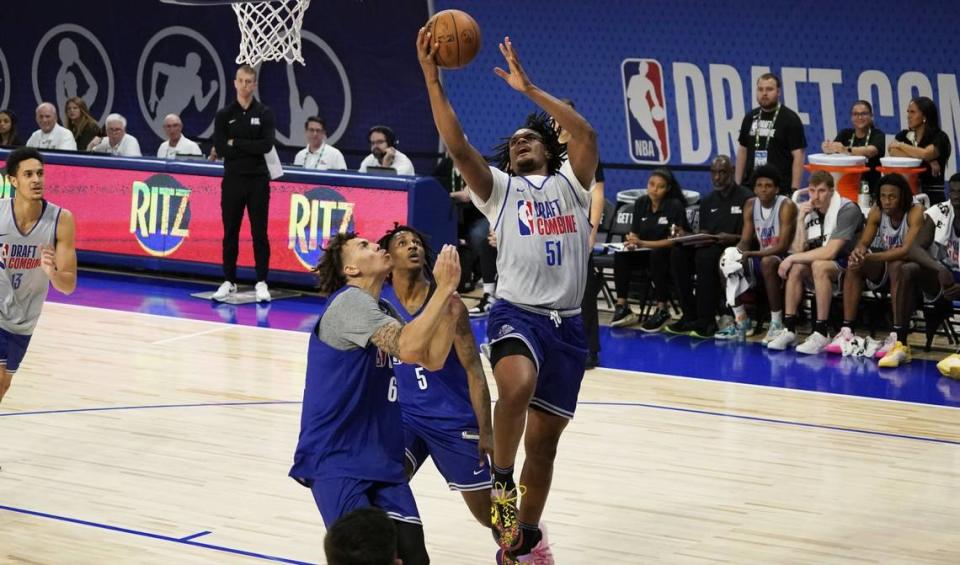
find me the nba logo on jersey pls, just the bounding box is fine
[517,201,535,236]
[0,242,8,270]
[621,58,670,165]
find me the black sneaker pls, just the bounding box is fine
[469,293,496,317]
[585,352,599,370]
[610,305,639,327]
[640,309,671,333]
[664,318,695,335]
[689,319,718,339]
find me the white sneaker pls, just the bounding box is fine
[825,327,854,355]
[762,321,786,344]
[766,329,797,351]
[796,331,830,355]
[212,281,237,301]
[255,281,271,303]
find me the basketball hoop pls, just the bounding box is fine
[232,0,311,65]
[159,0,311,65]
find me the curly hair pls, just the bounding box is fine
[313,233,357,296]
[877,173,914,215]
[492,111,565,175]
[376,224,435,279]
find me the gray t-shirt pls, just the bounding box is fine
[806,201,864,256]
[317,286,401,351]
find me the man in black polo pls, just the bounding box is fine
[212,64,276,303]
[735,73,806,193]
[666,155,753,338]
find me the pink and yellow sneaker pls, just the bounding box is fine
[496,523,555,564]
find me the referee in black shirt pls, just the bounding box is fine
[212,64,276,302]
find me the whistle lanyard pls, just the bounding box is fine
[849,128,872,149]
[753,105,781,150]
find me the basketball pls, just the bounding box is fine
[426,9,481,69]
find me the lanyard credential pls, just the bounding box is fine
[849,128,872,149]
[753,105,781,150]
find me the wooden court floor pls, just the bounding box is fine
[2,303,959,564]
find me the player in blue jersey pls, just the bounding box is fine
[289,233,462,565]
[377,225,494,528]
[419,30,598,564]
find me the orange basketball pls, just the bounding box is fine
[426,9,481,69]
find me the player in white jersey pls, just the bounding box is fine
[418,30,597,564]
[825,173,922,362]
[732,165,796,342]
[1,147,77,407]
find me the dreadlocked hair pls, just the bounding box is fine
[376,224,436,282]
[313,233,357,296]
[492,111,566,175]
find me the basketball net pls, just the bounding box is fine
[232,0,311,65]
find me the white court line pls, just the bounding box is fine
[150,325,235,345]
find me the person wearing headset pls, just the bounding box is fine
[359,125,416,175]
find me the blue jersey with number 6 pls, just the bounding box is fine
[468,161,592,310]
[381,283,477,425]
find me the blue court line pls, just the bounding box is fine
[3,398,958,446]
[180,530,212,541]
[577,401,960,446]
[0,400,300,417]
[0,504,314,565]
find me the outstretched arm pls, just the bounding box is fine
[452,305,494,463]
[417,28,493,201]
[494,37,597,188]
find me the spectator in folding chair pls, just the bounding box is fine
[609,168,687,331]
[902,174,960,376]
[823,173,923,363]
[768,171,865,353]
[724,164,797,342]
[665,155,752,338]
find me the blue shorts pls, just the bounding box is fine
[486,301,588,419]
[309,477,421,527]
[0,329,32,374]
[404,415,491,492]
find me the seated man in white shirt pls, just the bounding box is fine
[358,125,415,175]
[88,113,142,157]
[293,116,347,170]
[26,102,78,151]
[157,114,203,159]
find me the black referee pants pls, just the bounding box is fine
[221,173,270,282]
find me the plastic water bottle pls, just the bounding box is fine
[858,179,872,210]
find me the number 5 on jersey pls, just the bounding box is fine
[545,240,562,266]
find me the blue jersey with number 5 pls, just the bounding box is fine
[468,161,592,310]
[381,283,477,425]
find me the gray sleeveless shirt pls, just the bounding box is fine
[0,198,61,334]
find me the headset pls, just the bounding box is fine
[368,125,398,148]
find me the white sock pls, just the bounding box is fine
[483,283,496,296]
[771,310,783,324]
[732,305,747,321]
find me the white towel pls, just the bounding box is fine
[803,190,847,245]
[265,146,284,180]
[720,247,749,306]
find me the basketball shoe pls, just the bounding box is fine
[496,523,554,564]
[491,482,523,549]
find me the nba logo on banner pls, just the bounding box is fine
[517,201,535,236]
[621,59,670,164]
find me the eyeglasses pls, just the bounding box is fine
[851,112,872,117]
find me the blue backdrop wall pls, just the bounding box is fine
[1,0,959,199]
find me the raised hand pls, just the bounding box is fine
[432,244,462,294]
[416,27,440,83]
[493,37,532,93]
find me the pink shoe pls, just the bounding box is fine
[496,523,554,564]
[824,327,853,354]
[875,332,897,359]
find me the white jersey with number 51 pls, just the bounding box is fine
[470,160,591,310]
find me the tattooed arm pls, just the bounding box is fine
[452,304,494,463]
